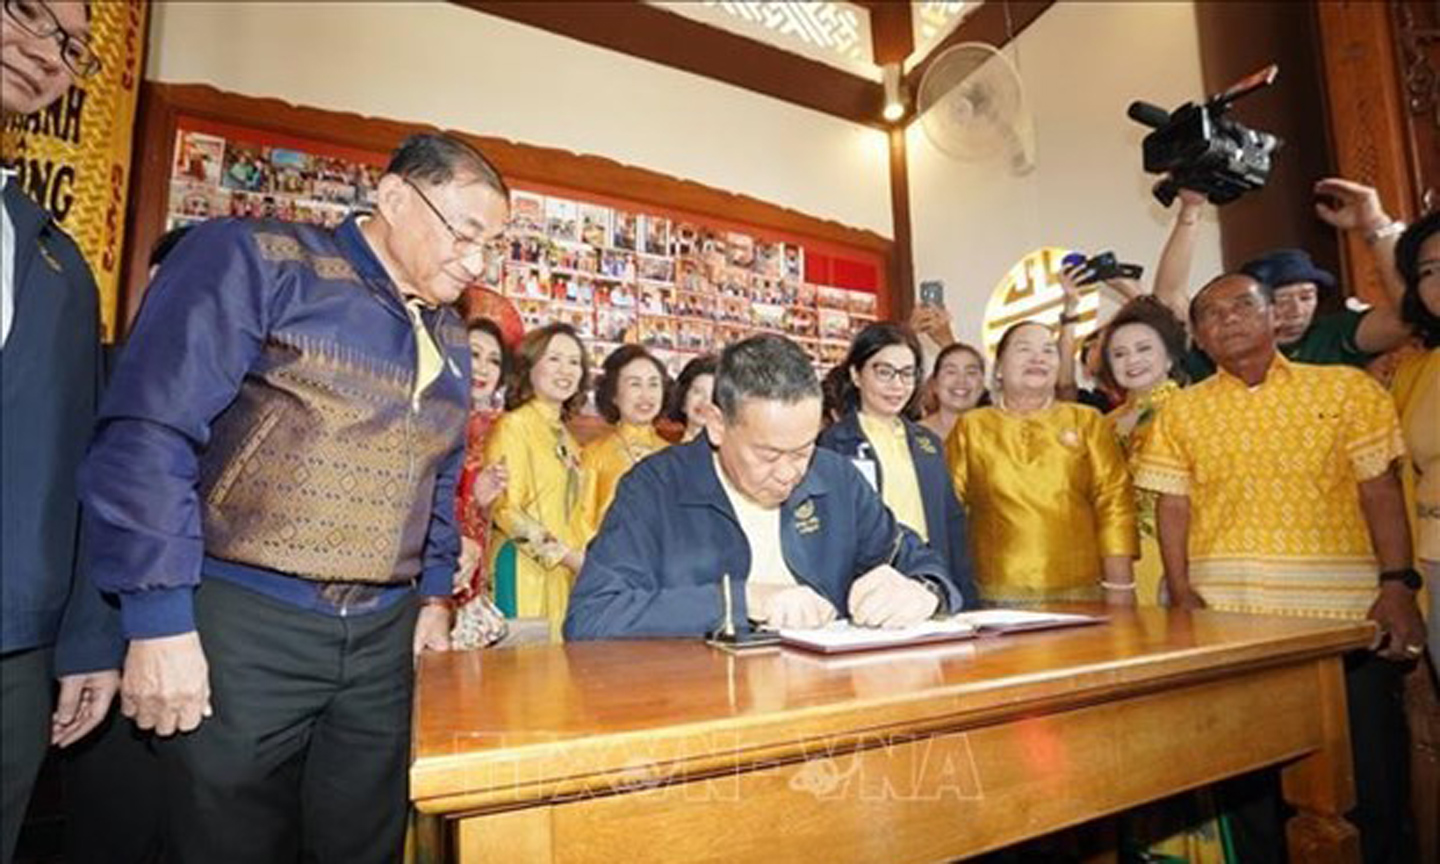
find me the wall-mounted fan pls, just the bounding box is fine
[916,41,1036,175]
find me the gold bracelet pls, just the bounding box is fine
[1099,580,1137,591]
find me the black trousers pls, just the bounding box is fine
[62,705,165,864]
[156,579,418,864]
[1222,651,1416,864]
[0,647,52,864]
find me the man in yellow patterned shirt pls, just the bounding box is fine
[1135,272,1423,864]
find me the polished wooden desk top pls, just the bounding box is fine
[411,608,1371,811]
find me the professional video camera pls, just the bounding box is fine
[1128,64,1283,206]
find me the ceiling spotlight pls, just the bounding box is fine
[882,62,907,123]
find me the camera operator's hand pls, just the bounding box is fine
[1314,177,1391,234]
[1176,188,1207,211]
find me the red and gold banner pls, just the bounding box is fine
[2,0,148,341]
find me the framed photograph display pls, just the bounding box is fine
[133,84,894,378]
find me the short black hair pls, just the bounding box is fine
[148,225,193,270]
[595,344,670,424]
[714,335,820,422]
[666,354,718,424]
[386,133,509,199]
[1189,272,1270,330]
[1397,211,1440,349]
[835,321,925,419]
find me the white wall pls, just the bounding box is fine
[145,1,894,237]
[908,0,1224,353]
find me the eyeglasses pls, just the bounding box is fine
[5,0,101,78]
[868,362,918,384]
[403,177,490,257]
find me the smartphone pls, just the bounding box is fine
[919,280,945,308]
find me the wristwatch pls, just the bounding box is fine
[1378,568,1424,590]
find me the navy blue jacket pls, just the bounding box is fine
[564,436,963,641]
[79,216,466,639]
[1,182,122,673]
[817,409,979,606]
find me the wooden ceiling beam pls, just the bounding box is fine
[903,0,1053,97]
[452,1,887,128]
[867,1,914,66]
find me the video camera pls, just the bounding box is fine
[1128,64,1283,206]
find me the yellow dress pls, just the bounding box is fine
[577,422,669,543]
[1393,348,1440,564]
[945,401,1137,604]
[483,400,584,639]
[1106,380,1181,607]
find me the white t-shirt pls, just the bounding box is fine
[1,170,16,348]
[713,454,798,587]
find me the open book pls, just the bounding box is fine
[778,609,1104,655]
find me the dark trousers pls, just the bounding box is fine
[1222,651,1416,864]
[157,579,417,864]
[62,706,165,864]
[0,646,52,864]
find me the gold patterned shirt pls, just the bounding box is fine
[1134,354,1406,619]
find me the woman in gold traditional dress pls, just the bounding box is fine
[1393,212,1440,660]
[944,320,1137,606]
[483,323,589,639]
[577,345,671,542]
[1097,296,1192,607]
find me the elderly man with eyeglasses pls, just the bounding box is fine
[1,2,120,862]
[78,133,509,863]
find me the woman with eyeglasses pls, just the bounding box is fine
[817,323,978,607]
[483,323,590,639]
[945,320,1138,606]
[577,345,671,542]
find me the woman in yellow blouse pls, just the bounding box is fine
[484,323,589,639]
[945,321,1138,605]
[1394,213,1440,659]
[1097,296,1191,607]
[578,345,671,542]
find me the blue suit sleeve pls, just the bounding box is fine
[54,261,123,673]
[79,220,272,639]
[564,468,727,640]
[419,443,464,598]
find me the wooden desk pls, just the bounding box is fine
[411,608,1371,863]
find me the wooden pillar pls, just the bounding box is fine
[1193,1,1340,281]
[1315,0,1427,305]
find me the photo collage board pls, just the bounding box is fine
[165,119,885,376]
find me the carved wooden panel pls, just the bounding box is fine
[1393,0,1440,215]
[1317,0,1440,306]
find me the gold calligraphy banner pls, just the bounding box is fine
[2,0,148,341]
